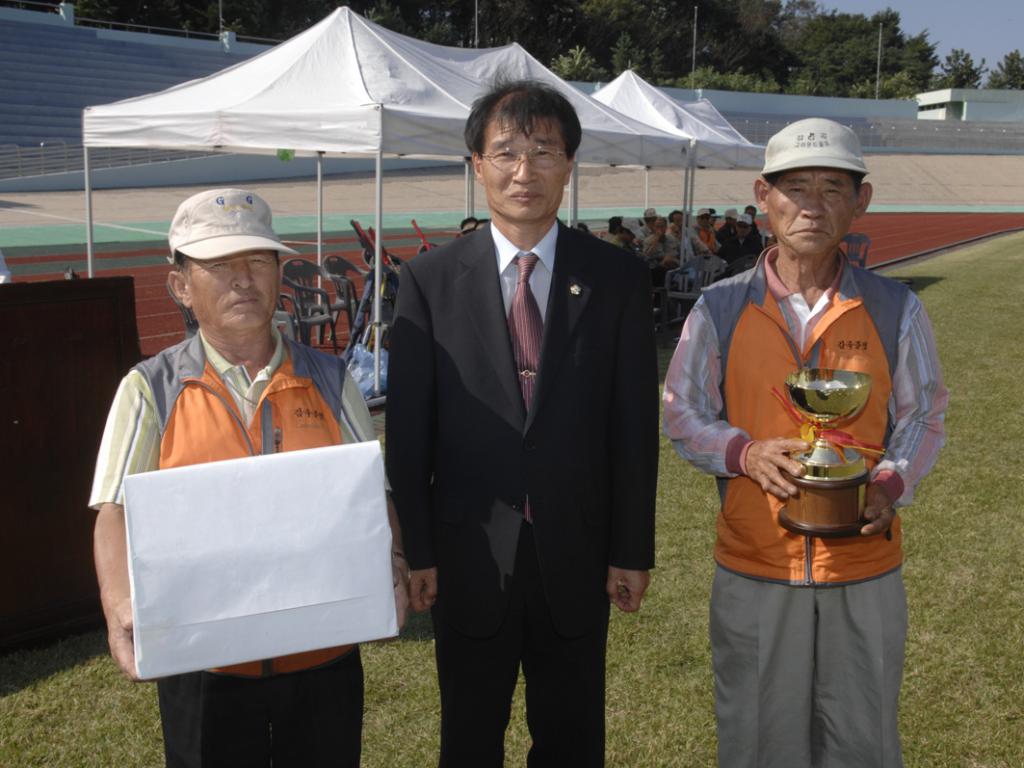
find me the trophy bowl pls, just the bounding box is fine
[786,368,872,426]
[779,368,873,537]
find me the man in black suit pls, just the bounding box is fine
[385,79,659,767]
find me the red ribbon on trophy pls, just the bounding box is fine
[771,387,885,462]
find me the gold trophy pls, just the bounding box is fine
[778,368,876,537]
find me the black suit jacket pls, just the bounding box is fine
[385,223,658,638]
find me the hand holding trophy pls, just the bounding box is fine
[777,368,884,537]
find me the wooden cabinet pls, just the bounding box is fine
[0,278,140,649]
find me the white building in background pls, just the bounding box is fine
[916,89,1024,122]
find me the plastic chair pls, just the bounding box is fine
[842,233,871,268]
[321,255,362,338]
[280,258,338,352]
[166,275,199,338]
[660,256,726,338]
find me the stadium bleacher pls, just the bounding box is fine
[0,15,257,147]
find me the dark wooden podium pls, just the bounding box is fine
[0,277,141,650]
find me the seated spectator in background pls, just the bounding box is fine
[695,208,720,254]
[668,209,712,261]
[636,207,658,240]
[0,248,11,283]
[643,215,680,286]
[458,217,479,236]
[744,204,760,236]
[719,213,763,275]
[667,210,684,239]
[603,216,624,243]
[603,216,638,252]
[717,208,738,245]
[575,222,592,234]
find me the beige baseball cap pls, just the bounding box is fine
[762,118,867,176]
[168,188,297,263]
[697,208,711,217]
[643,207,658,218]
[737,213,753,225]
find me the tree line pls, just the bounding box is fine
[68,0,1024,95]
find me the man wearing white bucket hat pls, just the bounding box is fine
[663,119,947,767]
[90,188,408,767]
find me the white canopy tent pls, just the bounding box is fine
[592,70,764,226]
[82,8,689,391]
[83,10,688,164]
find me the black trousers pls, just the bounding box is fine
[433,523,610,768]
[156,647,363,768]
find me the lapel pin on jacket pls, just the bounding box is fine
[570,283,582,296]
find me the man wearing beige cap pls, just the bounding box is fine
[716,208,739,244]
[635,206,658,240]
[663,119,947,766]
[90,188,408,767]
[694,208,720,254]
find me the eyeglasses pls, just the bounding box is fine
[480,146,567,171]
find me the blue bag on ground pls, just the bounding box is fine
[347,344,387,398]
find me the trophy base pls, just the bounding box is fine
[779,472,866,538]
[778,508,866,538]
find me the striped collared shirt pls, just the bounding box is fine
[662,252,948,507]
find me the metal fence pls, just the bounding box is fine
[729,116,1024,155]
[0,142,218,180]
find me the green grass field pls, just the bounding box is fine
[2,234,1022,767]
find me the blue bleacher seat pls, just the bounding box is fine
[0,15,261,147]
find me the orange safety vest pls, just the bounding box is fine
[697,227,718,252]
[702,253,910,585]
[137,334,357,676]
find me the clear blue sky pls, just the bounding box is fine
[821,0,1020,73]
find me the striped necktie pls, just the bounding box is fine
[508,252,543,523]
[508,252,543,410]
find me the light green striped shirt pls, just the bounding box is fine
[89,329,378,509]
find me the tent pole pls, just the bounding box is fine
[316,151,324,290]
[687,140,697,228]
[464,158,474,218]
[643,166,650,210]
[681,163,688,229]
[84,146,94,278]
[372,144,383,396]
[567,162,578,227]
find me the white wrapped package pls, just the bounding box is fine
[123,441,396,680]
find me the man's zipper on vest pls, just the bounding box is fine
[260,398,275,455]
[804,537,815,585]
[187,379,256,456]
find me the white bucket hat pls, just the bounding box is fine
[168,188,297,263]
[762,118,868,176]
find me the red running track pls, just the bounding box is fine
[10,213,1024,357]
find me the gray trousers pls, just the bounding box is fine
[710,566,907,768]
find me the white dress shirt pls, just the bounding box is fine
[490,221,558,322]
